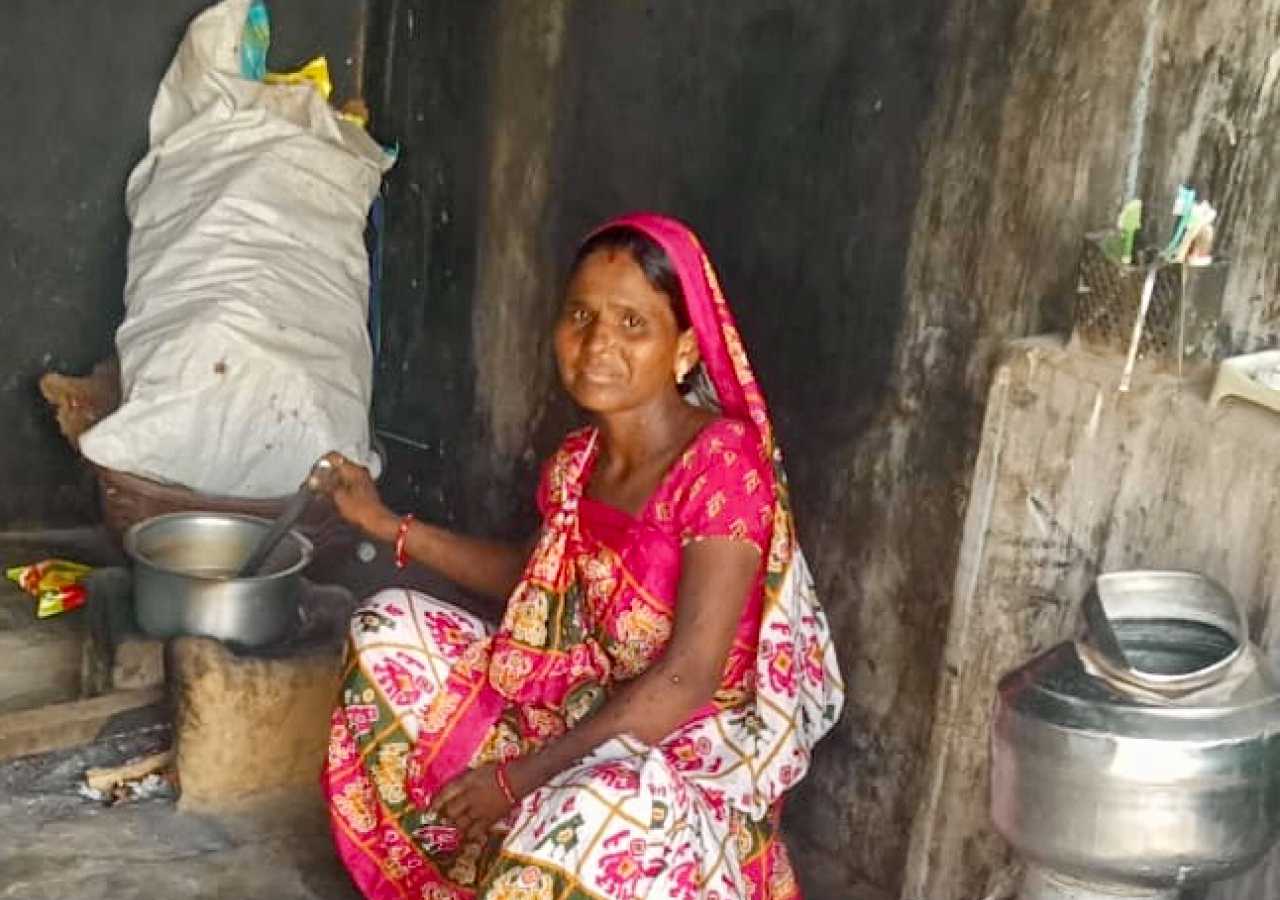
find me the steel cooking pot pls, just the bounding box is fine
[124,512,313,647]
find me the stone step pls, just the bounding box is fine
[0,580,87,714]
[0,687,165,761]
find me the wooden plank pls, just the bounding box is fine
[84,749,174,793]
[0,687,164,761]
[0,581,85,714]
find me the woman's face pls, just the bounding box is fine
[554,249,697,416]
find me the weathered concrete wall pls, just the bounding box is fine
[899,340,1280,898]
[422,0,952,555]
[867,2,1280,896]
[0,0,365,527]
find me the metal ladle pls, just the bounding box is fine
[235,457,339,578]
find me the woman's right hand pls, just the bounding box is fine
[314,452,530,604]
[317,452,396,541]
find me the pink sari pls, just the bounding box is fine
[323,214,844,900]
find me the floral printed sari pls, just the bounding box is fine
[323,214,844,900]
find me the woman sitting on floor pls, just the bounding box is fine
[320,213,844,900]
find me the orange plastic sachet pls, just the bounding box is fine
[6,559,92,618]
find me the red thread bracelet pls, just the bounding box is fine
[495,763,518,806]
[394,514,414,569]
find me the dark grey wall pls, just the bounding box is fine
[1,0,363,527]
[363,0,497,530]
[548,0,945,516]
[374,0,947,547]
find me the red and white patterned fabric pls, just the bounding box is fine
[322,214,844,900]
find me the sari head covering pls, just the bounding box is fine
[592,213,845,814]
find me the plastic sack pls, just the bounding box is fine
[80,0,393,497]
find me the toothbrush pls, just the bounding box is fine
[1173,201,1217,264]
[1160,186,1197,261]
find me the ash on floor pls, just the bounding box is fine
[0,788,361,900]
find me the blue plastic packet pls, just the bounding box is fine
[240,0,271,81]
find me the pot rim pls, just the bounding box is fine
[1079,570,1248,695]
[123,511,315,582]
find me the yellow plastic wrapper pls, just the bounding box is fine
[6,559,92,618]
[265,56,333,101]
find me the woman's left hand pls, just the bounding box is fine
[427,764,514,841]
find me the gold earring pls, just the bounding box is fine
[676,364,689,384]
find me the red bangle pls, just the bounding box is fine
[495,762,518,806]
[394,514,414,569]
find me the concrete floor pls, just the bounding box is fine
[0,793,361,899]
[0,708,361,900]
[1,764,870,900]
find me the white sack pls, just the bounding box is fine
[80,0,392,497]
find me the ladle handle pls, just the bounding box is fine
[235,485,314,578]
[235,457,337,578]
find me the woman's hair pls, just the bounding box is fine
[571,226,690,331]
